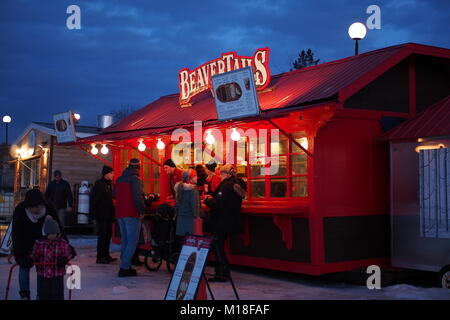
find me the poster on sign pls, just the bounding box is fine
[165,235,212,300]
[212,66,261,121]
[53,111,77,143]
[0,221,13,254]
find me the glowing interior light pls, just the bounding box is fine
[300,137,308,150]
[91,144,99,155]
[138,140,146,152]
[205,130,215,145]
[101,144,109,155]
[231,128,241,142]
[156,138,165,150]
[19,148,28,158]
[415,144,446,153]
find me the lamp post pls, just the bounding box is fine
[348,22,367,55]
[2,115,11,145]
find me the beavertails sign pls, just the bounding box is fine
[178,48,270,106]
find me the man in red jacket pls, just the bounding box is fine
[114,158,145,277]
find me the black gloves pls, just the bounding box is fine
[16,256,34,269]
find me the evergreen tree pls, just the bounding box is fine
[291,48,320,70]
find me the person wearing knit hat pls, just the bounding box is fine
[30,217,73,300]
[163,158,183,200]
[205,160,217,173]
[205,160,221,194]
[43,218,60,237]
[114,157,146,277]
[128,158,141,169]
[102,165,114,176]
[91,165,116,264]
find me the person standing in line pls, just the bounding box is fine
[205,160,221,194]
[90,165,117,264]
[194,165,208,196]
[204,164,246,282]
[163,159,183,200]
[114,158,145,277]
[174,169,201,238]
[44,170,73,227]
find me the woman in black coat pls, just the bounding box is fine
[204,165,246,282]
[12,189,71,300]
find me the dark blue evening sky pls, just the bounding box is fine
[1,0,449,142]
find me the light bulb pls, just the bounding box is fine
[348,22,367,40]
[138,140,146,152]
[91,144,99,155]
[156,138,165,150]
[101,144,109,155]
[73,113,81,121]
[231,128,240,142]
[205,130,215,145]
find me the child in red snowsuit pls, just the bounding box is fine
[29,218,73,300]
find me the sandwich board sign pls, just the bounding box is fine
[53,111,77,143]
[211,66,261,121]
[165,235,212,300]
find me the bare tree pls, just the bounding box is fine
[110,104,137,122]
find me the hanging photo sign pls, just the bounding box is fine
[212,66,260,121]
[53,111,77,143]
[178,48,270,106]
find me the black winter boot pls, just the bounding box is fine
[19,290,30,300]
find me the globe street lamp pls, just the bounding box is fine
[2,115,11,144]
[348,22,367,55]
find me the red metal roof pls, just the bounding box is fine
[381,95,450,140]
[79,43,449,142]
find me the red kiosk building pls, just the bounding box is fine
[75,43,450,275]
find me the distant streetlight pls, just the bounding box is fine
[2,115,12,144]
[348,22,367,55]
[73,113,81,121]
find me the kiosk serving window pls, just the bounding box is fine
[178,130,310,201]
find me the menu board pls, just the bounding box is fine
[165,235,212,300]
[211,66,260,121]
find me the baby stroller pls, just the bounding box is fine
[142,203,180,273]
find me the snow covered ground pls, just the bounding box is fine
[1,235,449,300]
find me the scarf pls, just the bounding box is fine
[25,205,47,223]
